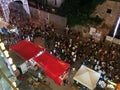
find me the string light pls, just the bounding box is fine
[12,82,17,87]
[0,42,5,50]
[3,50,9,57]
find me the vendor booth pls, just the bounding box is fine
[73,65,101,90]
[34,51,70,85]
[10,39,70,85]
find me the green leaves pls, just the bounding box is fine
[58,0,106,26]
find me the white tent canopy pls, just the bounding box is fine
[73,65,101,90]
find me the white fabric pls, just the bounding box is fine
[73,65,101,90]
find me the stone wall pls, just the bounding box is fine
[106,35,120,45]
[30,7,67,29]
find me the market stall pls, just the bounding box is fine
[34,51,70,85]
[73,65,101,90]
[10,39,70,85]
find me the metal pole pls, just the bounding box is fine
[0,69,17,90]
[0,81,5,90]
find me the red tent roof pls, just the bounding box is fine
[10,39,44,60]
[34,51,70,82]
[34,51,70,85]
[10,40,70,85]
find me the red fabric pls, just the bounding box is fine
[34,51,70,85]
[34,51,70,77]
[10,39,44,60]
[10,40,70,85]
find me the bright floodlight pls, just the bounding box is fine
[3,50,9,57]
[11,64,17,71]
[113,17,120,38]
[12,82,17,87]
[0,42,5,50]
[8,57,13,65]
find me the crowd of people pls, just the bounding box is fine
[2,19,120,84]
[50,31,120,84]
[0,2,120,89]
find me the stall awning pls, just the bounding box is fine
[10,39,44,60]
[34,51,70,84]
[73,65,101,90]
[10,40,70,85]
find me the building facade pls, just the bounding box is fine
[47,0,64,7]
[0,49,17,90]
[91,0,120,28]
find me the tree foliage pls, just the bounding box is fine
[57,0,106,26]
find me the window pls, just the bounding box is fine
[106,9,112,14]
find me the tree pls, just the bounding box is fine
[57,0,106,26]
